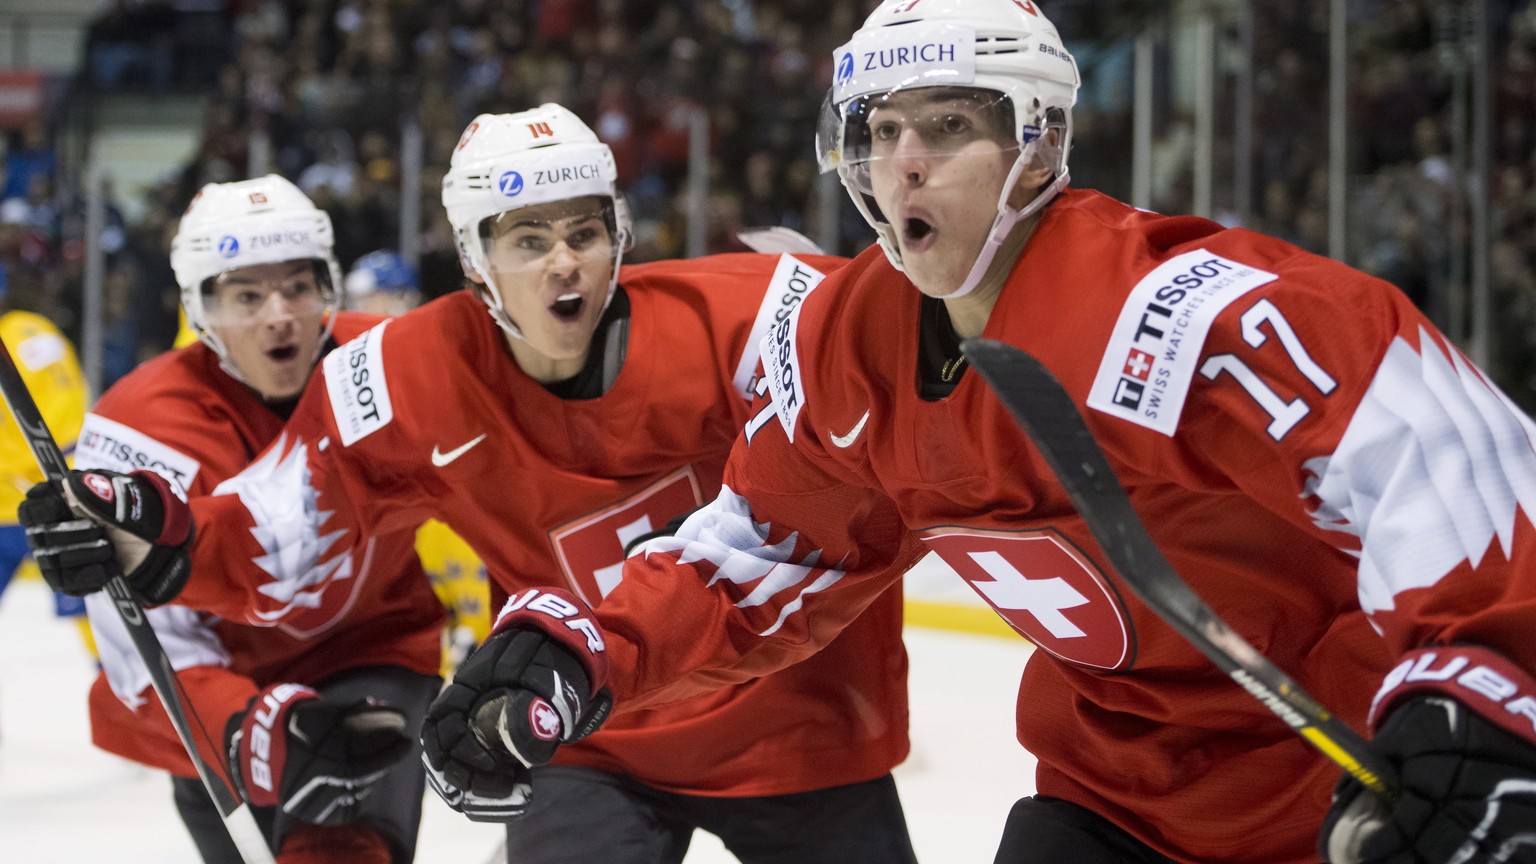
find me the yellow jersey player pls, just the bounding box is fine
[0,289,91,649]
[414,519,490,676]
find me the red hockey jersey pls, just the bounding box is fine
[187,253,911,797]
[75,312,444,778]
[589,190,1536,862]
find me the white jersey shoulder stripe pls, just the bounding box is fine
[733,254,827,401]
[1088,249,1278,436]
[324,320,394,447]
[75,413,200,495]
[1304,328,1536,614]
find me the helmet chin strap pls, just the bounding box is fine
[475,265,528,342]
[191,318,247,386]
[944,145,1068,300]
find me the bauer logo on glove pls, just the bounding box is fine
[421,586,613,822]
[227,683,412,826]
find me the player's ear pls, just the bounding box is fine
[1007,167,1053,210]
[1008,131,1059,209]
[1015,165,1053,198]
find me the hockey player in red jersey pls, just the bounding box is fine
[329,4,1532,864]
[25,106,917,863]
[19,175,444,863]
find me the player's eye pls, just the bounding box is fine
[281,280,317,300]
[938,113,972,136]
[870,120,901,142]
[566,227,600,250]
[515,234,551,253]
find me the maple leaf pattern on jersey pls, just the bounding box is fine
[646,485,840,637]
[1299,329,1536,615]
[211,433,359,631]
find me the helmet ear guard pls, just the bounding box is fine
[441,104,629,340]
[613,193,635,256]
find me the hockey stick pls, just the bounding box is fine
[0,338,276,864]
[960,337,1398,800]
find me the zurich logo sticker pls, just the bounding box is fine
[217,236,240,258]
[497,170,524,197]
[836,52,854,84]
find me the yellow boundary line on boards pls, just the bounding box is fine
[903,598,1029,642]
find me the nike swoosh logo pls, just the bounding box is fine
[431,433,487,467]
[829,410,870,449]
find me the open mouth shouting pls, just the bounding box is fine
[266,344,301,363]
[901,208,938,255]
[550,292,585,322]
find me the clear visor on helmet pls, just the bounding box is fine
[818,85,1024,196]
[477,195,619,281]
[201,259,335,329]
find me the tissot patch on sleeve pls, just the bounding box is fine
[733,254,827,400]
[324,321,394,446]
[760,296,808,443]
[1087,250,1278,436]
[75,413,200,494]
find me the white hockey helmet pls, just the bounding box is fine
[817,0,1079,298]
[170,174,342,380]
[441,104,632,340]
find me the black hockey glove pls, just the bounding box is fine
[1322,647,1536,863]
[226,683,411,826]
[18,469,193,604]
[421,587,612,822]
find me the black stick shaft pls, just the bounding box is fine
[962,337,1397,800]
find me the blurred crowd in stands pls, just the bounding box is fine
[2,0,1536,405]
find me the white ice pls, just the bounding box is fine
[0,576,1036,863]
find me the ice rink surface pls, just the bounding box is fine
[0,577,1037,863]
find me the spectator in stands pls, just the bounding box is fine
[1,121,54,204]
[85,0,174,93]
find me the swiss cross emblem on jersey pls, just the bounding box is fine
[548,466,703,605]
[922,526,1134,669]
